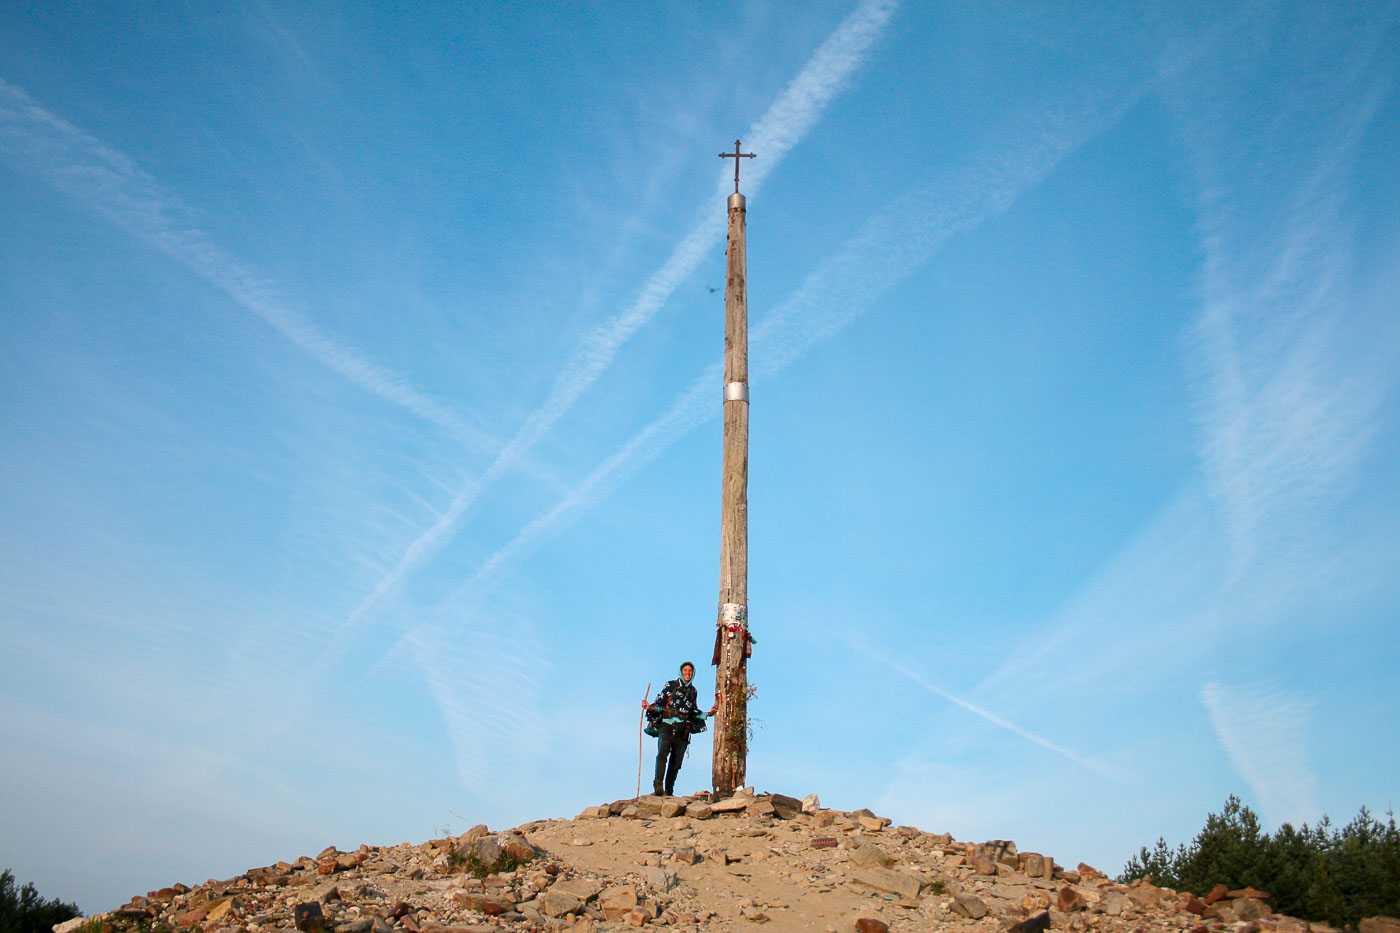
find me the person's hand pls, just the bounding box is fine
[642,701,652,710]
[708,704,717,716]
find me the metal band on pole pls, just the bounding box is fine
[724,381,749,403]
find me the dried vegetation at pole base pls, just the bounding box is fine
[61,788,1400,933]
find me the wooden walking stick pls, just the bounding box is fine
[636,682,651,799]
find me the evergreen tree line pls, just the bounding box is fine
[1118,795,1400,928]
[0,871,79,933]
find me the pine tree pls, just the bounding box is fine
[0,870,80,933]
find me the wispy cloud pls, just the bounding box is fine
[1201,681,1319,827]
[735,0,898,200]
[852,640,1129,780]
[980,6,1399,792]
[328,0,903,637]
[1175,23,1397,576]
[406,617,550,794]
[0,78,489,448]
[444,74,1149,601]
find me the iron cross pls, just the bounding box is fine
[719,139,756,194]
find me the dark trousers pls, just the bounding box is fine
[653,721,691,795]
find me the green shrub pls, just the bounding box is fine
[0,870,80,933]
[1119,796,1400,927]
[450,849,524,879]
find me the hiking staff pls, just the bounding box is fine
[636,682,651,799]
[643,662,716,797]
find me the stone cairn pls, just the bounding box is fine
[60,788,1400,933]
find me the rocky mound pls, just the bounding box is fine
[66,787,1392,933]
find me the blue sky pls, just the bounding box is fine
[3,0,1398,913]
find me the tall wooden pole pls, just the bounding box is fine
[714,140,754,794]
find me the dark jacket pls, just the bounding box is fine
[651,677,704,731]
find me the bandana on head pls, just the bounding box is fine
[680,662,695,682]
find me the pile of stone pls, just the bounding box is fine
[62,788,1399,933]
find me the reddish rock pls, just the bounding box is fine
[1182,897,1207,915]
[811,837,839,849]
[315,859,339,876]
[599,885,640,921]
[970,855,998,875]
[1076,862,1106,879]
[770,794,803,820]
[387,902,413,919]
[550,878,603,903]
[1021,853,1051,878]
[708,795,749,813]
[1021,891,1051,913]
[499,834,540,865]
[540,889,583,917]
[685,802,714,820]
[176,907,210,926]
[453,892,512,915]
[1204,883,1230,904]
[1229,887,1271,900]
[1057,887,1088,912]
[855,920,889,933]
[850,868,921,902]
[1008,912,1052,933]
[849,843,895,870]
[952,895,989,919]
[292,903,325,933]
[204,897,239,924]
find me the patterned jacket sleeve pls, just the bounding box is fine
[654,680,677,710]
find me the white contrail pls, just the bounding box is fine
[0,78,490,449]
[1202,682,1319,826]
[459,366,718,596]
[407,620,550,792]
[329,0,903,635]
[736,0,899,200]
[446,77,1148,599]
[855,641,1127,780]
[1180,62,1395,576]
[975,5,1400,758]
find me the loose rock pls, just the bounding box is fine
[952,894,989,919]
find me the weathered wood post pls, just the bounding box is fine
[713,140,755,794]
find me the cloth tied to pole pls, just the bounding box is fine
[712,603,753,666]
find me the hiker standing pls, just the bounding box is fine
[643,661,714,796]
